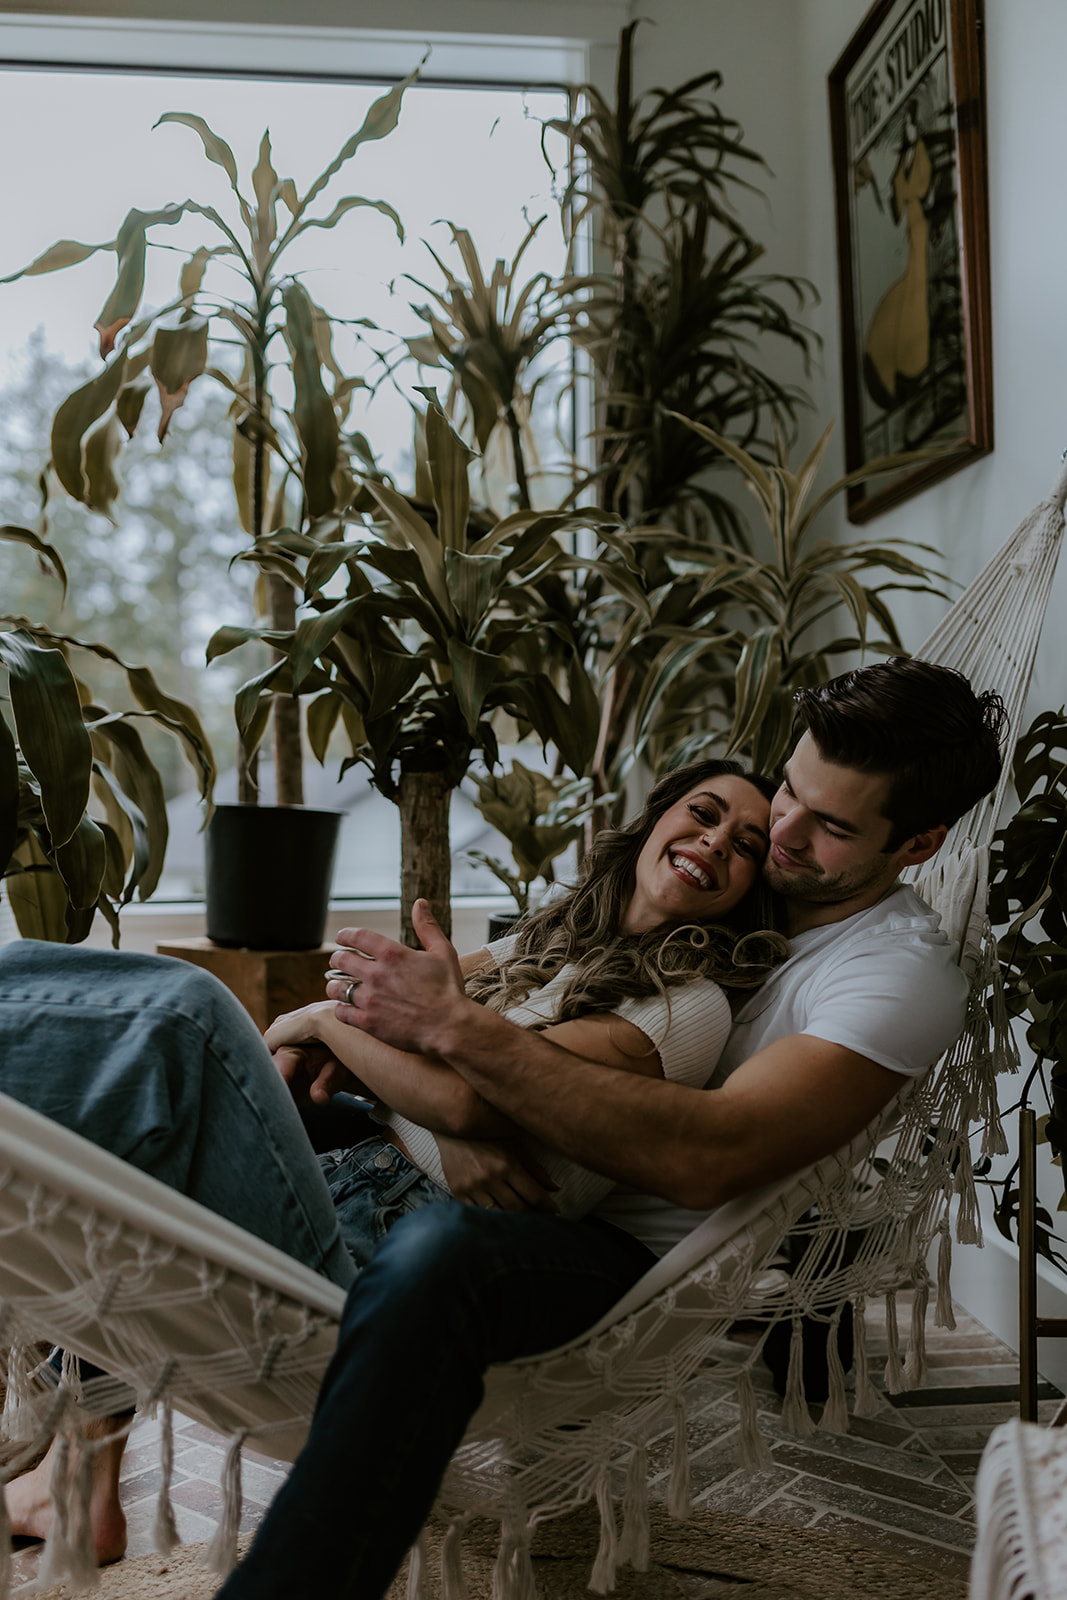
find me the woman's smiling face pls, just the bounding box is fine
[624,776,771,934]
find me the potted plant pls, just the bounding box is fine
[540,22,820,815]
[626,417,950,776]
[1,525,214,942]
[1,82,416,947]
[209,397,618,945]
[397,217,570,514]
[983,709,1067,1263]
[464,759,604,936]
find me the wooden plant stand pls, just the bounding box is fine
[156,938,335,1033]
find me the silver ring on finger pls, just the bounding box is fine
[325,968,349,983]
[344,980,361,1006]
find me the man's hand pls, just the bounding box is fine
[326,900,472,1054]
[265,1004,365,1106]
[435,1135,559,1214]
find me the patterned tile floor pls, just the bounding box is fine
[9,1295,1061,1593]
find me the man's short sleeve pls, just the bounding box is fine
[800,934,968,1077]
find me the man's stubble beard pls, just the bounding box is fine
[762,851,893,905]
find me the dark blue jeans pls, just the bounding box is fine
[219,1201,655,1600]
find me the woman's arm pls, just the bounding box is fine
[265,1001,515,1138]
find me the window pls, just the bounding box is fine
[0,16,585,901]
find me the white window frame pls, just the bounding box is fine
[0,10,612,85]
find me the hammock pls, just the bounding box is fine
[970,1418,1067,1600]
[1,463,1065,1598]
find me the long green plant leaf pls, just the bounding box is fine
[94,205,187,355]
[86,718,169,899]
[298,67,421,215]
[6,834,71,941]
[0,525,68,598]
[424,397,474,552]
[283,281,340,519]
[0,631,91,849]
[0,711,18,878]
[50,353,128,503]
[448,639,500,733]
[54,814,108,910]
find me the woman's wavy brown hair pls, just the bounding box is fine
[467,759,788,1026]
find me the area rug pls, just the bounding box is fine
[27,1504,968,1600]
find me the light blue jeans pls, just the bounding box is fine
[0,941,655,1599]
[0,940,356,1287]
[320,1136,448,1269]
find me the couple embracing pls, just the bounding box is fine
[0,656,1005,1598]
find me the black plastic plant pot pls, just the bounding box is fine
[205,804,342,951]
[487,912,521,942]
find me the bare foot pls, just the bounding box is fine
[5,1421,128,1566]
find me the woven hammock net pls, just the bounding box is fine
[1,464,1065,1598]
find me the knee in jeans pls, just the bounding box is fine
[367,1200,484,1288]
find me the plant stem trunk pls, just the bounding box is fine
[397,770,452,948]
[237,746,259,804]
[269,572,304,806]
[505,403,531,510]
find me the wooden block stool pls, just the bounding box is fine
[156,938,336,1033]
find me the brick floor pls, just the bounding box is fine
[8,1294,1058,1593]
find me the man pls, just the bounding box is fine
[1,658,1004,1596]
[220,657,1005,1598]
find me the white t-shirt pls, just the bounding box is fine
[594,884,969,1256]
[381,935,732,1220]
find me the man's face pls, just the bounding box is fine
[764,732,902,907]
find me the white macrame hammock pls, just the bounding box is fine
[971,1418,1067,1600]
[1,464,1065,1599]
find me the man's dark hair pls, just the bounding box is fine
[793,658,1007,849]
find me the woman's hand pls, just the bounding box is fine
[264,1000,337,1053]
[266,1004,366,1106]
[435,1135,559,1214]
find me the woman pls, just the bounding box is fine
[265,757,786,1266]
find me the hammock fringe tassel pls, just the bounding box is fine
[406,1528,431,1600]
[736,1367,773,1470]
[492,1513,536,1600]
[440,1514,469,1600]
[819,1311,850,1435]
[205,1428,247,1577]
[153,1400,179,1555]
[617,1444,650,1570]
[37,1424,99,1593]
[0,1470,11,1600]
[590,1467,619,1593]
[781,1317,816,1437]
[883,1291,905,1395]
[904,1271,930,1389]
[852,1298,880,1418]
[667,1391,691,1518]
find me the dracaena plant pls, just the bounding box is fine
[537,22,819,815]
[0,525,214,944]
[207,398,618,946]
[1,77,415,807]
[626,418,950,779]
[396,217,570,514]
[548,20,817,531]
[465,759,606,916]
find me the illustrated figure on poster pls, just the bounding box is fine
[863,102,933,408]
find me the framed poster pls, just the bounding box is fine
[828,0,992,522]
